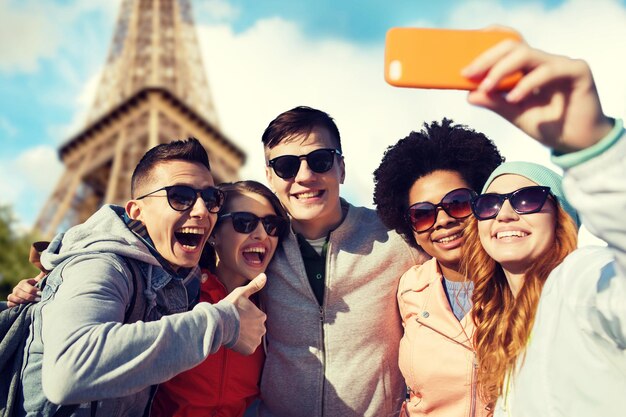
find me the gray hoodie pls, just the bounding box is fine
[259,200,428,417]
[19,205,239,417]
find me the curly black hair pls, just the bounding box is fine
[373,119,504,248]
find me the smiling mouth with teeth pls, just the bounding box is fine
[496,231,528,239]
[434,232,462,244]
[174,227,205,250]
[242,247,267,264]
[295,190,323,199]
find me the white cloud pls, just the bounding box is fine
[0,0,117,228]
[445,0,626,117]
[15,146,63,192]
[0,0,118,73]
[195,18,541,198]
[0,145,62,225]
[48,69,103,141]
[0,1,61,72]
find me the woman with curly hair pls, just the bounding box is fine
[461,39,625,416]
[373,119,504,416]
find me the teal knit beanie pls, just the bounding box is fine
[482,161,580,227]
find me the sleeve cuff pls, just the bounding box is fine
[551,118,624,169]
[214,299,240,349]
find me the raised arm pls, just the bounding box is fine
[464,37,626,344]
[462,39,614,152]
[41,256,240,404]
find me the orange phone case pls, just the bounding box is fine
[384,27,523,90]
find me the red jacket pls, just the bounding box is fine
[151,271,265,417]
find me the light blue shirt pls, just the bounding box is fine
[442,278,474,321]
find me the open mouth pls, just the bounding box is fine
[174,227,205,250]
[242,246,267,265]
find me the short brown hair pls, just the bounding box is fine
[131,138,210,197]
[261,106,342,153]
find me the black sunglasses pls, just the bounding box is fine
[218,212,288,237]
[267,148,342,179]
[137,185,225,213]
[406,188,476,233]
[471,186,551,220]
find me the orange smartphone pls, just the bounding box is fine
[384,27,523,90]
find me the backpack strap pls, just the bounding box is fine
[120,257,141,323]
[52,404,78,417]
[51,401,97,417]
[0,299,36,416]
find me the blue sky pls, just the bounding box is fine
[1,0,626,247]
[201,0,575,41]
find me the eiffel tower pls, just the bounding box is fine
[35,0,245,238]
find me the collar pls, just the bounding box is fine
[122,212,192,281]
[296,232,329,259]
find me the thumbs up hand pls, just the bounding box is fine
[224,273,267,355]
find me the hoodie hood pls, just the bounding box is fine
[41,205,160,271]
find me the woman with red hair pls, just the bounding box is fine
[462,38,625,416]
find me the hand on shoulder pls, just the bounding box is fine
[6,272,44,308]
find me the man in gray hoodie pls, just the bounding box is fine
[258,107,427,417]
[17,138,266,416]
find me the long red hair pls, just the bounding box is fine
[462,202,578,413]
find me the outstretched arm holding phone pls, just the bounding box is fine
[462,39,613,151]
[462,36,625,417]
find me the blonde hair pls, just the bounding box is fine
[462,202,578,412]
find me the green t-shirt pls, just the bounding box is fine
[296,233,328,306]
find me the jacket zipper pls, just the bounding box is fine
[318,237,332,417]
[470,353,478,417]
[319,304,326,417]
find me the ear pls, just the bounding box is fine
[125,199,142,221]
[338,156,346,185]
[265,166,276,192]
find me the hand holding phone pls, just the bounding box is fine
[384,27,523,90]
